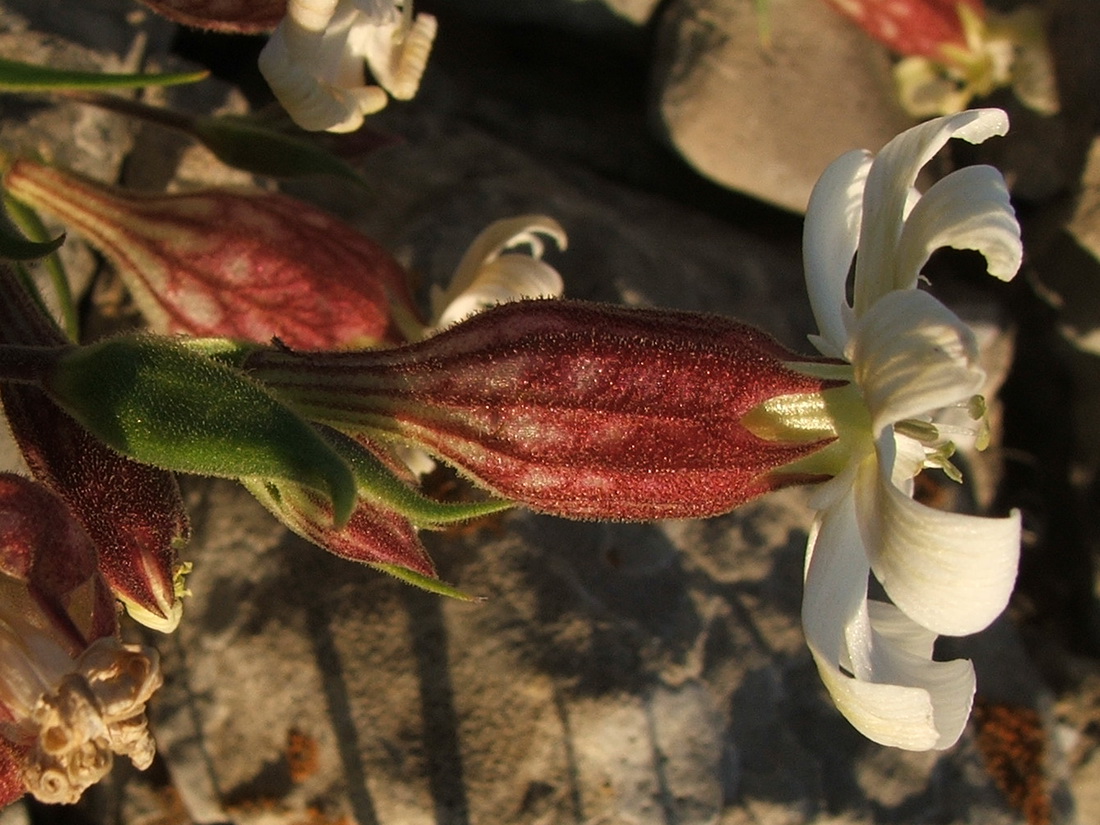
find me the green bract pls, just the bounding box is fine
[324,428,513,528]
[43,336,356,526]
[0,199,64,261]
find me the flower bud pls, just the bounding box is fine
[0,265,191,633]
[4,158,417,349]
[246,300,837,520]
[822,0,982,61]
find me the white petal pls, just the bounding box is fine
[852,109,1010,317]
[803,150,871,357]
[803,475,977,750]
[287,0,341,32]
[808,645,945,750]
[857,434,1021,637]
[863,601,977,750]
[431,215,567,322]
[851,290,983,434]
[805,463,860,512]
[354,8,437,100]
[259,16,387,132]
[894,165,1022,289]
[802,482,872,669]
[432,255,565,330]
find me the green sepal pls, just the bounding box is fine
[0,56,208,91]
[44,335,356,525]
[191,115,367,185]
[326,428,515,528]
[370,563,481,601]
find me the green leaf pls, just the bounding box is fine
[0,57,208,91]
[370,563,481,601]
[191,114,367,185]
[43,335,356,525]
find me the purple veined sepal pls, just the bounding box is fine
[242,299,842,521]
[3,158,421,350]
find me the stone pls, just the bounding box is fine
[653,0,914,213]
[0,2,1072,824]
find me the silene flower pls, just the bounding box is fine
[0,474,162,806]
[773,108,1024,749]
[236,108,1025,751]
[258,0,438,133]
[824,0,1058,117]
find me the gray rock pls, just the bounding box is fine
[0,2,1067,824]
[652,0,914,213]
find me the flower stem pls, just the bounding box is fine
[0,343,67,384]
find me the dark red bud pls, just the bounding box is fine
[249,300,835,520]
[0,266,188,631]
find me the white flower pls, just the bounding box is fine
[894,5,1059,117]
[258,0,437,133]
[800,109,1023,750]
[426,215,567,334]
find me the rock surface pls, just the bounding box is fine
[2,1,1100,825]
[653,0,914,213]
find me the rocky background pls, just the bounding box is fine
[2,0,1100,823]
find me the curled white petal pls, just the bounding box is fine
[259,0,435,133]
[852,109,1010,316]
[356,9,437,100]
[803,488,974,750]
[857,434,1021,637]
[894,165,1022,289]
[433,256,565,330]
[429,215,567,332]
[851,290,984,434]
[803,149,871,358]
